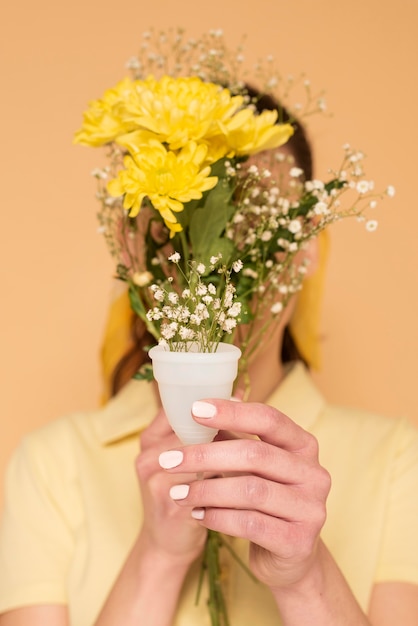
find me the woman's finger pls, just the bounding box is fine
[158,438,325,486]
[191,399,316,454]
[169,475,319,521]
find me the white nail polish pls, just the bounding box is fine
[169,484,190,500]
[158,450,183,469]
[191,508,205,520]
[192,401,216,418]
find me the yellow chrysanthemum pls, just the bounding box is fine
[224,108,294,156]
[73,78,137,147]
[119,75,244,157]
[107,140,218,234]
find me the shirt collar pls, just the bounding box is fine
[94,378,159,445]
[94,361,325,445]
[266,361,325,432]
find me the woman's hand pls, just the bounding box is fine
[158,398,331,590]
[135,408,207,566]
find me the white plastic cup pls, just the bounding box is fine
[149,342,241,445]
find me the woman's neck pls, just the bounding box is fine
[238,324,287,403]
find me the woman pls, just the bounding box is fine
[0,90,417,626]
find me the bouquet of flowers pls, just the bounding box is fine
[74,27,393,626]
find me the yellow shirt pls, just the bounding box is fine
[1,362,418,625]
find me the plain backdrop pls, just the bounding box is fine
[1,0,417,506]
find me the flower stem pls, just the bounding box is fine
[202,530,230,626]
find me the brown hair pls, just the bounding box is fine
[110,86,313,397]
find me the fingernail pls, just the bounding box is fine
[169,484,190,500]
[191,507,206,520]
[192,401,217,419]
[158,450,183,469]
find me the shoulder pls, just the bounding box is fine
[5,378,158,487]
[319,401,418,448]
[316,402,418,487]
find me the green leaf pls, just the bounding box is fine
[128,284,146,319]
[133,363,154,382]
[189,179,235,265]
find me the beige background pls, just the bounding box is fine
[1,0,417,505]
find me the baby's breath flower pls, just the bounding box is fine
[261,231,273,242]
[288,219,302,234]
[222,318,237,332]
[365,219,378,232]
[196,283,208,296]
[290,167,304,178]
[356,180,373,194]
[133,271,153,287]
[151,287,164,302]
[168,292,179,304]
[169,252,181,263]
[243,268,258,279]
[232,260,243,272]
[179,327,196,340]
[271,302,283,314]
[227,302,242,317]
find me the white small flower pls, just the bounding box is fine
[179,327,196,340]
[196,283,208,296]
[232,260,243,272]
[133,271,153,287]
[356,180,373,194]
[271,302,283,314]
[222,318,237,332]
[126,56,141,70]
[261,231,273,242]
[91,168,108,179]
[288,219,302,234]
[243,268,258,279]
[196,263,206,274]
[227,302,242,317]
[168,252,181,263]
[386,185,396,197]
[152,288,165,302]
[190,313,203,326]
[168,292,179,304]
[290,167,304,178]
[313,201,329,215]
[266,77,278,89]
[365,220,378,232]
[317,98,327,111]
